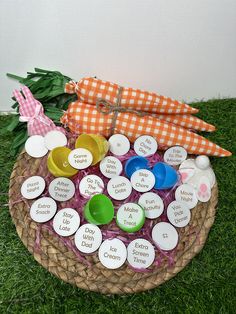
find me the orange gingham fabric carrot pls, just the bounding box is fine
[153,114,216,132]
[65,78,199,115]
[61,101,231,157]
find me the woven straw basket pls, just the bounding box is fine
[9,151,218,294]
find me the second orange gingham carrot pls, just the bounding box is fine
[61,101,231,157]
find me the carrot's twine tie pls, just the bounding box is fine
[96,87,150,135]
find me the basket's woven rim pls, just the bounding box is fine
[8,151,218,294]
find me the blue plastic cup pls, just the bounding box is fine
[152,162,178,189]
[125,156,150,178]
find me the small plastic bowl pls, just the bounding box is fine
[125,156,150,178]
[47,147,78,178]
[152,162,178,190]
[75,134,109,165]
[84,194,114,225]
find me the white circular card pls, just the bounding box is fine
[79,175,104,198]
[134,135,158,157]
[107,176,132,200]
[30,197,57,223]
[108,134,130,156]
[44,130,67,151]
[130,169,155,192]
[116,203,144,232]
[49,177,75,201]
[164,146,187,166]
[21,176,46,199]
[138,192,164,219]
[98,238,127,269]
[127,239,155,269]
[68,148,93,170]
[53,208,80,236]
[152,222,179,251]
[99,156,123,178]
[25,135,48,158]
[167,201,191,228]
[175,183,198,209]
[74,223,102,253]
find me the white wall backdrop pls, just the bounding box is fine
[1,0,236,111]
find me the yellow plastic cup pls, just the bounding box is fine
[47,147,78,177]
[75,134,109,165]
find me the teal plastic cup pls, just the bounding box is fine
[152,162,178,189]
[84,194,114,225]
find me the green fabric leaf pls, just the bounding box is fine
[5,115,19,132]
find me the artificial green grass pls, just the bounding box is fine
[0,99,235,313]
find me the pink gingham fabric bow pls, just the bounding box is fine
[13,86,64,136]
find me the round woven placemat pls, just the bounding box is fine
[8,151,218,294]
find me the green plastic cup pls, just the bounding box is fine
[84,194,114,225]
